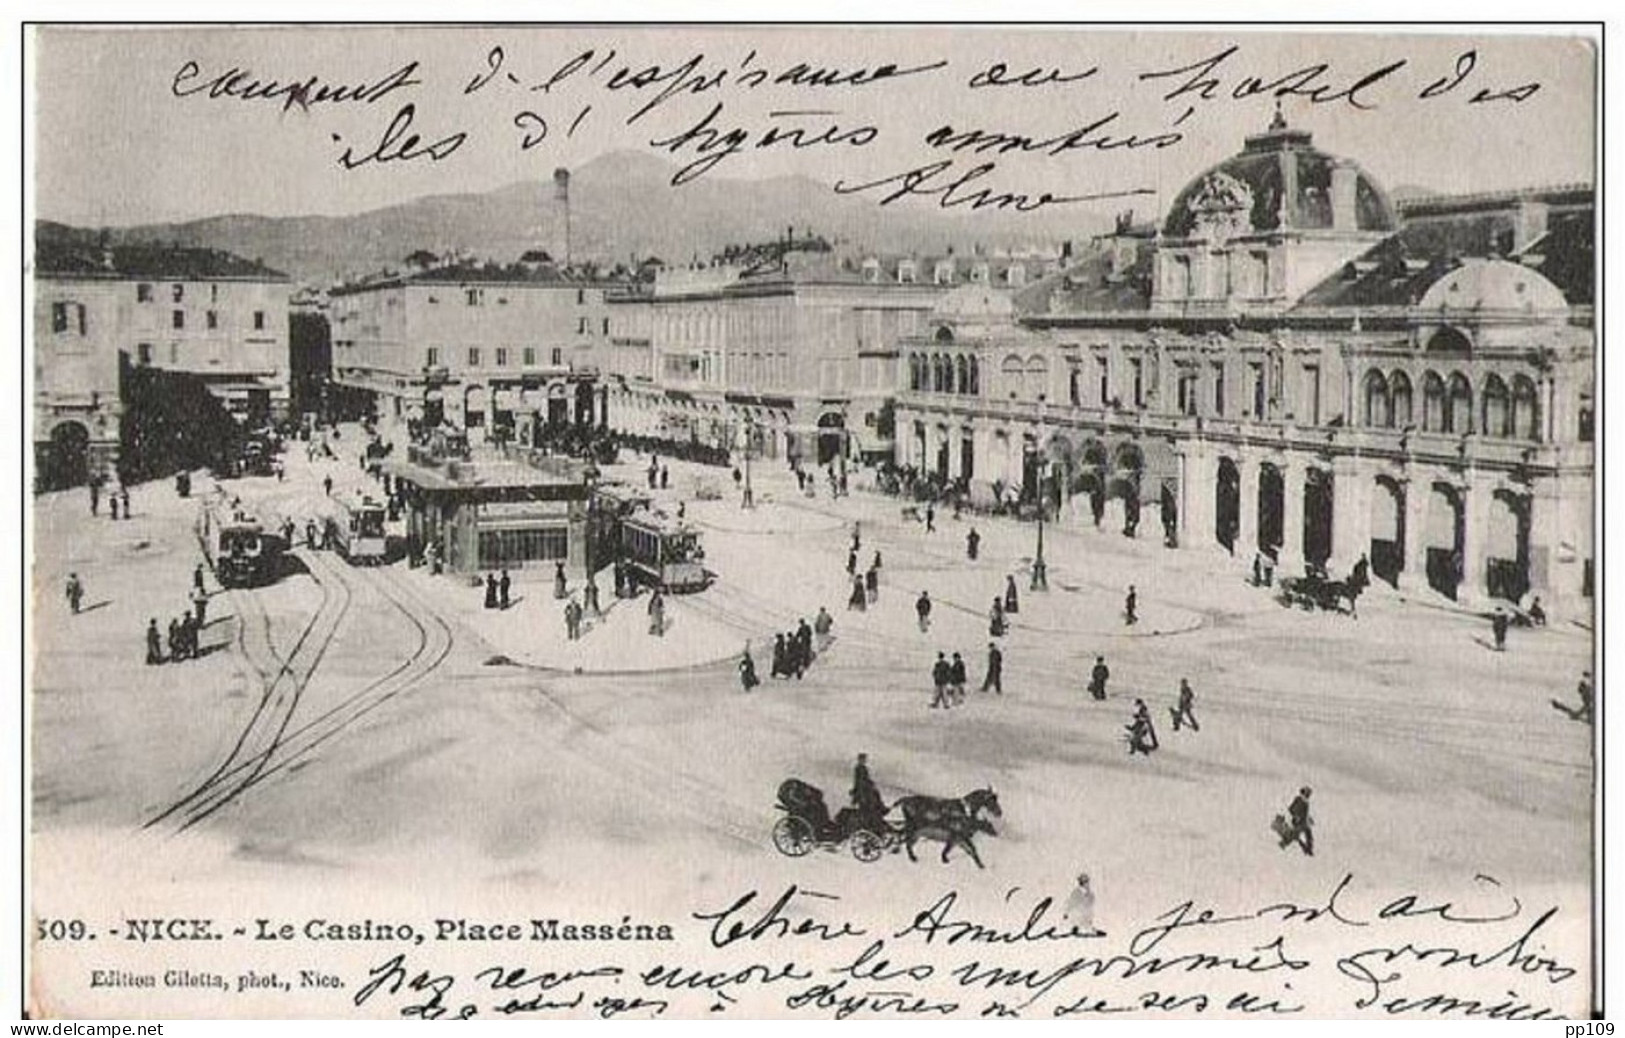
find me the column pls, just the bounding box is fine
[1459,475,1488,604]
[1179,443,1217,553]
[1278,460,1305,573]
[1397,473,1429,592]
[1237,454,1258,556]
[1329,458,1370,575]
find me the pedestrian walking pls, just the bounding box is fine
[167,617,183,663]
[613,559,626,598]
[851,525,862,556]
[120,488,131,518]
[563,599,579,640]
[813,606,834,651]
[191,585,208,626]
[554,561,568,600]
[484,573,499,609]
[145,618,163,665]
[1276,787,1314,856]
[847,548,858,576]
[65,573,84,614]
[585,576,601,617]
[499,568,512,611]
[949,652,968,704]
[990,597,1007,637]
[771,633,789,679]
[794,618,814,674]
[925,504,936,532]
[89,481,100,516]
[1126,698,1158,755]
[931,652,951,709]
[1124,585,1138,626]
[1170,678,1199,731]
[1062,873,1096,935]
[306,520,319,549]
[1005,574,1020,615]
[1088,656,1109,700]
[865,564,879,604]
[1553,670,1594,724]
[108,493,120,521]
[660,466,669,489]
[1491,608,1510,651]
[323,474,333,497]
[872,550,883,578]
[966,527,980,561]
[848,576,867,611]
[916,591,933,632]
[739,644,760,691]
[648,589,666,636]
[180,613,199,660]
[980,642,1003,694]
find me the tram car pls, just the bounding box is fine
[620,509,710,593]
[200,501,279,588]
[326,493,389,565]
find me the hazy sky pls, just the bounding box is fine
[28,25,1596,227]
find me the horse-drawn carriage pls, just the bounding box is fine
[1278,571,1362,616]
[770,779,1002,867]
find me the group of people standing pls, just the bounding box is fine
[144,566,212,665]
[89,478,133,521]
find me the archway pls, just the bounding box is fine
[1511,376,1539,441]
[1446,373,1473,434]
[1363,370,1391,428]
[1390,371,1414,428]
[465,385,488,430]
[1481,374,1510,438]
[1486,489,1531,603]
[1112,442,1144,536]
[1079,440,1109,527]
[816,411,846,466]
[1257,463,1284,557]
[545,383,569,428]
[1370,476,1405,587]
[1425,327,1472,355]
[1215,456,1241,552]
[1425,483,1466,600]
[1303,467,1333,568]
[1422,372,1446,432]
[574,381,596,427]
[41,420,90,490]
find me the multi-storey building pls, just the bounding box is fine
[604,243,1058,466]
[895,115,1593,609]
[328,255,618,441]
[33,237,291,487]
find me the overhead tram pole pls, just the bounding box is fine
[742,415,755,510]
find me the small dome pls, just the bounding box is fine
[1163,118,1397,238]
[1418,259,1568,311]
[932,284,1015,322]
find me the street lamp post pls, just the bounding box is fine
[1032,459,1050,591]
[742,416,756,510]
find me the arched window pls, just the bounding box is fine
[1069,367,1081,406]
[1422,371,1446,432]
[1001,354,1025,398]
[1446,372,1473,434]
[1027,354,1050,401]
[1426,327,1472,354]
[933,355,946,393]
[1390,370,1414,428]
[1511,375,1540,441]
[909,354,922,392]
[1363,370,1391,428]
[967,356,980,396]
[955,355,969,394]
[1481,374,1510,438]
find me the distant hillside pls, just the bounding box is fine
[41,151,1114,285]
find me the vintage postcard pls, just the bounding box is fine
[24,23,1598,1020]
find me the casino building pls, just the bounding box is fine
[894,114,1593,609]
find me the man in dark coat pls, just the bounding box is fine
[848,576,867,611]
[65,573,84,614]
[648,589,666,636]
[967,527,981,560]
[1005,575,1020,614]
[795,618,814,670]
[1089,656,1110,700]
[931,652,951,708]
[167,618,183,663]
[1170,678,1199,731]
[865,564,879,603]
[1127,698,1158,755]
[847,548,858,576]
[847,753,886,832]
[146,618,163,665]
[1124,585,1138,626]
[738,645,760,691]
[949,652,968,703]
[771,633,789,678]
[499,569,512,610]
[981,642,1003,694]
[916,591,933,633]
[1279,787,1314,856]
[1491,608,1510,651]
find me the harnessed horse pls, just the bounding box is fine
[891,787,1002,869]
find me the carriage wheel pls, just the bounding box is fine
[772,816,814,857]
[849,829,884,863]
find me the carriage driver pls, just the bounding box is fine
[840,753,889,834]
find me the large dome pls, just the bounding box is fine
[1418,258,1569,312]
[1163,115,1397,239]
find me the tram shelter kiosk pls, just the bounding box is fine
[385,448,591,577]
